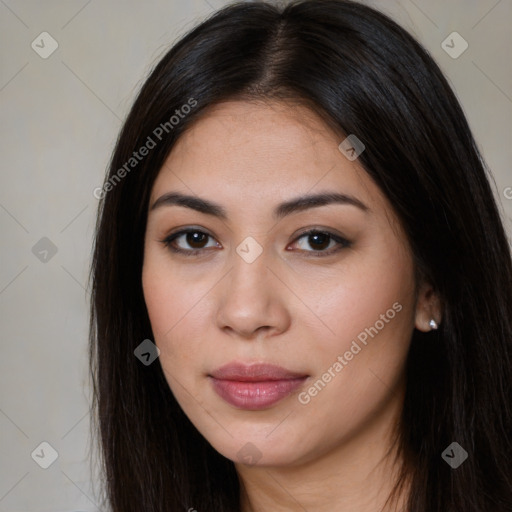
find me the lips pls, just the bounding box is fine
[209,362,308,410]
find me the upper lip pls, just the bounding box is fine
[209,362,308,382]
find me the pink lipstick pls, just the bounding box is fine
[209,363,308,410]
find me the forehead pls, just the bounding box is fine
[150,100,382,216]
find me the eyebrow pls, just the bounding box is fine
[150,191,369,220]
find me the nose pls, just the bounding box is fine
[214,249,291,340]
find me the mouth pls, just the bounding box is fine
[208,362,309,410]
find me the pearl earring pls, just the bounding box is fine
[429,319,438,330]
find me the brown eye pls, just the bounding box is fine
[292,229,351,256]
[161,229,220,255]
[306,232,331,250]
[184,231,209,249]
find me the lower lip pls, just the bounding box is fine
[209,377,307,410]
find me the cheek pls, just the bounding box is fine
[297,250,415,422]
[141,256,215,380]
[293,242,415,349]
[142,261,175,340]
[294,244,415,408]
[142,250,205,338]
[142,268,195,410]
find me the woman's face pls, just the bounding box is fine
[142,99,421,468]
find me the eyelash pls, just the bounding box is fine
[160,228,351,258]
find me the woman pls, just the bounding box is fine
[89,1,512,510]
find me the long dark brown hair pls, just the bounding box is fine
[89,1,512,510]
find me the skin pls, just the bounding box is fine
[142,99,442,511]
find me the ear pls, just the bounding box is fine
[414,280,443,332]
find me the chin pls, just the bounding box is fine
[205,428,312,468]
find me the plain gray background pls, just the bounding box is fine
[1,1,511,511]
